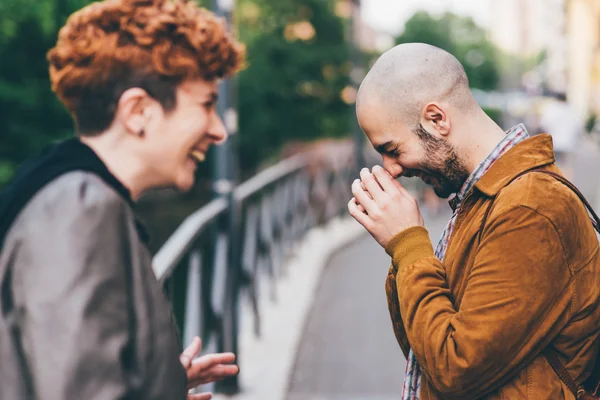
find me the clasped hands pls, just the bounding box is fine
[180,336,239,400]
[348,165,424,248]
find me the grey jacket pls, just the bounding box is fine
[0,171,187,399]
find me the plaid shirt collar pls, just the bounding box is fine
[448,124,530,211]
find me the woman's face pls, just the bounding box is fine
[143,79,227,192]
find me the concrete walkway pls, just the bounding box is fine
[286,209,451,400]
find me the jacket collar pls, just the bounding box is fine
[474,134,556,197]
[0,138,150,246]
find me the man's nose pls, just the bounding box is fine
[382,156,403,178]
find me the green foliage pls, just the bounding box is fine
[495,48,545,90]
[0,0,93,186]
[482,107,504,126]
[395,11,500,91]
[586,114,596,134]
[0,17,73,186]
[236,0,352,171]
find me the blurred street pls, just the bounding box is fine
[286,134,600,399]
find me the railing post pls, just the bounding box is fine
[212,0,240,393]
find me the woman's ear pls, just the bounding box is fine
[422,102,451,137]
[115,88,153,138]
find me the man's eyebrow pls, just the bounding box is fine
[375,141,395,154]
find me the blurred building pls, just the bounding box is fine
[342,0,393,54]
[489,0,549,92]
[491,0,600,120]
[543,0,568,95]
[516,0,568,97]
[355,17,394,53]
[565,0,600,119]
[489,0,547,57]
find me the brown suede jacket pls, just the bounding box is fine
[385,134,600,399]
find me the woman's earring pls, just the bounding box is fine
[138,128,145,137]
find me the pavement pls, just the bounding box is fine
[286,207,451,400]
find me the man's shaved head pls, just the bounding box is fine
[357,42,476,126]
[357,43,481,199]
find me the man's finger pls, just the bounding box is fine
[352,179,376,213]
[372,165,399,194]
[351,197,366,214]
[348,198,371,227]
[385,169,412,198]
[360,181,373,199]
[180,337,202,369]
[359,168,385,202]
[392,178,413,199]
[187,392,212,400]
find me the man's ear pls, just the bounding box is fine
[422,103,451,137]
[115,88,156,137]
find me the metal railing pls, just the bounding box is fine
[152,143,356,393]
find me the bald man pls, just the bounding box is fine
[349,43,600,399]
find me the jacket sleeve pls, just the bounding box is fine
[386,205,572,398]
[385,264,410,359]
[12,177,139,400]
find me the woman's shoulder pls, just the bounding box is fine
[12,171,133,239]
[34,171,128,212]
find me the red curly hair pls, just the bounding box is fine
[47,0,245,135]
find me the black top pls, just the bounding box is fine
[0,138,149,246]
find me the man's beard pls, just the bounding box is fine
[411,123,470,199]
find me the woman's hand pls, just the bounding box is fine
[180,337,240,399]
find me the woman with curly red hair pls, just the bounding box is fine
[0,0,245,398]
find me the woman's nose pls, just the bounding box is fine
[211,115,228,144]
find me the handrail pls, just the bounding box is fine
[234,154,307,202]
[153,197,228,280]
[153,154,309,280]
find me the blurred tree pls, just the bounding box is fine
[0,0,92,185]
[236,0,352,172]
[395,11,500,91]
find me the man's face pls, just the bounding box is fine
[142,79,227,192]
[357,104,469,199]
